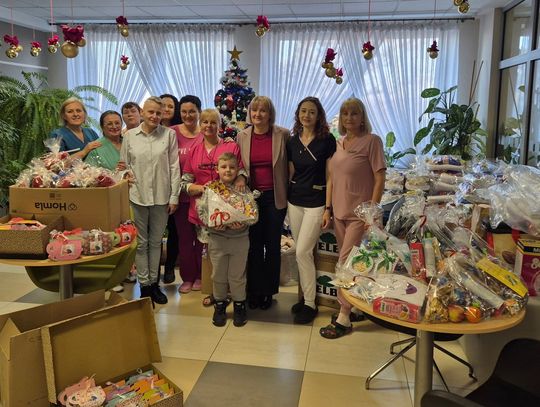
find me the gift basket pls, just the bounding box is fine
[196,180,259,228]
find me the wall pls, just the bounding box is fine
[458,19,481,106]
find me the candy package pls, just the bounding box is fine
[46,229,84,261]
[82,229,112,255]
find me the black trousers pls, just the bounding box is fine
[247,190,287,297]
[165,214,178,270]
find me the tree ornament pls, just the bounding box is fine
[228,45,243,60]
[458,1,470,13]
[255,15,270,38]
[325,67,336,78]
[427,40,439,59]
[15,44,23,53]
[120,55,130,70]
[362,41,375,60]
[116,16,129,37]
[30,41,42,57]
[3,35,20,59]
[61,41,78,58]
[48,35,60,53]
[453,0,464,6]
[5,47,17,59]
[77,38,86,47]
[335,68,344,84]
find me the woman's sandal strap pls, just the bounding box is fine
[319,322,352,339]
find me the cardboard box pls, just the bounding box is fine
[0,290,125,407]
[9,180,130,231]
[201,254,213,295]
[317,229,339,261]
[299,256,340,309]
[0,214,63,259]
[515,238,540,296]
[41,298,183,406]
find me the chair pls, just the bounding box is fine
[421,338,540,407]
[25,242,136,294]
[363,313,476,390]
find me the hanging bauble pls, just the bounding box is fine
[325,67,336,78]
[362,41,375,60]
[15,44,23,53]
[427,40,439,59]
[255,25,266,38]
[48,35,60,53]
[255,15,270,38]
[453,0,464,5]
[120,62,128,70]
[48,44,58,53]
[120,55,130,70]
[77,38,86,47]
[335,76,343,85]
[120,27,129,37]
[116,16,129,38]
[30,41,41,57]
[5,47,17,59]
[61,41,79,58]
[458,1,470,13]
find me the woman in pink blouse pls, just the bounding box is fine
[236,96,290,310]
[320,97,386,339]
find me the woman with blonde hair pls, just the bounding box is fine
[235,96,290,310]
[319,97,386,339]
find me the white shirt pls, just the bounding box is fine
[121,123,181,206]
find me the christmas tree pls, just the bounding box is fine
[214,46,255,139]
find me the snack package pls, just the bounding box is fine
[82,229,112,255]
[46,229,83,261]
[115,221,137,246]
[196,180,259,228]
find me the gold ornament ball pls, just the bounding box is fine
[15,44,23,53]
[120,62,128,70]
[77,38,86,47]
[30,47,41,57]
[48,44,58,53]
[335,76,343,85]
[120,27,129,37]
[325,67,336,78]
[453,0,464,6]
[6,48,18,59]
[458,1,470,13]
[428,50,439,59]
[363,49,373,60]
[255,26,266,38]
[61,41,79,58]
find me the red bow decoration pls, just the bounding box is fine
[210,209,231,226]
[121,55,129,64]
[362,41,375,52]
[256,15,270,29]
[61,25,85,43]
[48,35,60,46]
[3,35,19,47]
[427,40,439,52]
[116,15,128,26]
[325,48,336,63]
[335,68,343,77]
[31,41,41,48]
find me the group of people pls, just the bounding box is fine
[49,93,386,338]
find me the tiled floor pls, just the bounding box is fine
[0,264,481,406]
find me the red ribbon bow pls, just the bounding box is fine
[3,35,19,47]
[325,48,336,62]
[116,15,128,25]
[120,55,129,64]
[48,35,59,46]
[210,209,231,226]
[335,68,343,77]
[61,24,85,43]
[31,41,41,48]
[256,15,270,29]
[427,40,439,52]
[362,41,375,52]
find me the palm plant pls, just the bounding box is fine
[0,71,117,207]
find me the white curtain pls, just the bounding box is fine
[126,24,234,109]
[341,21,459,159]
[67,25,147,125]
[260,23,352,129]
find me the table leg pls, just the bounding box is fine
[58,264,74,300]
[413,329,434,407]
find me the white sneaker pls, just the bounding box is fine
[111,284,124,293]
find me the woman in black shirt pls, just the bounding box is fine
[287,96,336,324]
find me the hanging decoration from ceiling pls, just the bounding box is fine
[60,24,85,58]
[255,1,270,37]
[427,0,439,59]
[116,0,129,37]
[48,0,59,53]
[453,0,470,14]
[3,5,22,59]
[30,41,42,57]
[362,0,375,60]
[120,55,130,70]
[321,48,344,84]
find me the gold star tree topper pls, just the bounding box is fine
[228,45,243,60]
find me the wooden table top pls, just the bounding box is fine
[342,288,526,335]
[0,243,131,267]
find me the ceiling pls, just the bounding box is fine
[0,0,512,31]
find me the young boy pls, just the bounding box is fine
[207,152,251,327]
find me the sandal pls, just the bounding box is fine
[331,311,366,325]
[202,295,231,307]
[319,322,352,339]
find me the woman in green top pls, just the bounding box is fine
[85,110,123,170]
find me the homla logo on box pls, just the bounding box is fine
[34,202,78,211]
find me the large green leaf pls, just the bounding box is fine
[385,131,396,148]
[414,127,430,146]
[421,88,441,98]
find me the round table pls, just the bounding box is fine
[0,244,131,300]
[341,288,526,407]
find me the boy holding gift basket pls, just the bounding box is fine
[197,152,259,327]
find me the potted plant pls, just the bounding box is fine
[413,85,487,160]
[383,131,416,167]
[0,71,117,207]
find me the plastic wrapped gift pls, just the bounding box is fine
[196,180,258,228]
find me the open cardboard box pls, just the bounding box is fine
[0,213,63,259]
[0,290,125,407]
[41,298,183,406]
[298,256,340,310]
[9,180,130,231]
